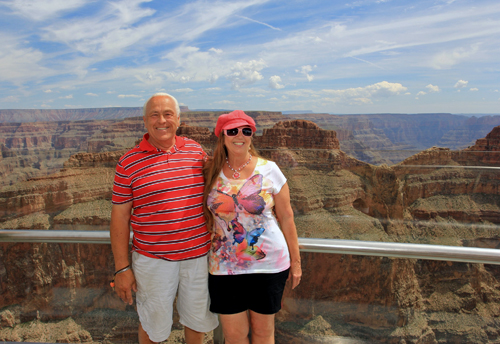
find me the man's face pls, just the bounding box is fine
[143,96,180,150]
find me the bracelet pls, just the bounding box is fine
[110,265,131,290]
[114,265,131,276]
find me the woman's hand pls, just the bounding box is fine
[274,182,302,289]
[289,260,302,289]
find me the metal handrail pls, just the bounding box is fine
[1,229,499,265]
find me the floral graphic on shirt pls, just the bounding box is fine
[208,174,272,271]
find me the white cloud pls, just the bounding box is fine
[214,100,235,104]
[227,59,266,89]
[59,94,73,99]
[4,0,88,21]
[64,104,83,108]
[163,46,227,84]
[296,65,315,81]
[284,89,320,98]
[118,94,141,98]
[323,81,407,98]
[322,81,408,105]
[173,88,194,93]
[44,89,53,93]
[134,71,164,86]
[470,88,479,91]
[236,15,282,31]
[454,80,468,88]
[0,35,51,86]
[237,87,268,94]
[2,95,18,102]
[41,1,157,58]
[86,93,98,96]
[417,91,427,96]
[2,1,500,112]
[429,44,480,69]
[426,84,440,92]
[269,75,285,89]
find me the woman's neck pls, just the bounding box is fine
[227,152,251,168]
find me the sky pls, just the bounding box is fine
[0,0,499,114]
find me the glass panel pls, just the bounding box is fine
[0,242,219,344]
[2,243,499,343]
[1,112,500,343]
[277,252,500,344]
[258,149,500,247]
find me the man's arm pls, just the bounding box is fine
[110,202,137,305]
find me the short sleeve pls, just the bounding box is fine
[268,162,287,194]
[112,162,133,204]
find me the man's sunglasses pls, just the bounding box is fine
[224,127,253,137]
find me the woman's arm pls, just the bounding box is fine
[274,182,302,289]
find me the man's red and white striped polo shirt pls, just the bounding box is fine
[112,134,211,261]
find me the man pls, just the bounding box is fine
[110,93,218,344]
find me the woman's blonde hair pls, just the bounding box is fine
[202,133,261,232]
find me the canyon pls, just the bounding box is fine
[2,110,500,189]
[1,111,500,343]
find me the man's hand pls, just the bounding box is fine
[110,202,134,304]
[114,269,137,305]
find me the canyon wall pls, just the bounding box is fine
[2,111,500,189]
[2,119,500,343]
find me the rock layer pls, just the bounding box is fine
[2,120,500,343]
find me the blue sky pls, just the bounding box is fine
[0,0,499,114]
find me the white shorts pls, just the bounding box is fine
[132,252,219,342]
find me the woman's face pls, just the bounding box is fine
[223,126,253,158]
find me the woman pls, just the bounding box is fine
[203,110,302,344]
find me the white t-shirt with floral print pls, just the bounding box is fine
[207,158,291,275]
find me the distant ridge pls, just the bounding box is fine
[0,106,189,123]
[282,110,314,114]
[190,108,232,112]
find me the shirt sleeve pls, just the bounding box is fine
[269,161,287,194]
[112,162,133,204]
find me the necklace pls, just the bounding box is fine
[226,154,252,179]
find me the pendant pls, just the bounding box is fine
[233,172,240,179]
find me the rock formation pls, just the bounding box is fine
[2,119,500,343]
[285,112,500,164]
[255,120,339,149]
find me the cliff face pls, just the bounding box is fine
[3,112,499,189]
[468,125,500,151]
[255,120,339,149]
[2,120,500,343]
[0,111,287,188]
[393,142,500,229]
[285,113,500,164]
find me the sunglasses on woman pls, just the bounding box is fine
[224,127,253,137]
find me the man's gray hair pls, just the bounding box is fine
[142,93,181,119]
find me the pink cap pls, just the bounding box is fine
[214,110,257,137]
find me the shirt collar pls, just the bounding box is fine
[139,134,185,153]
